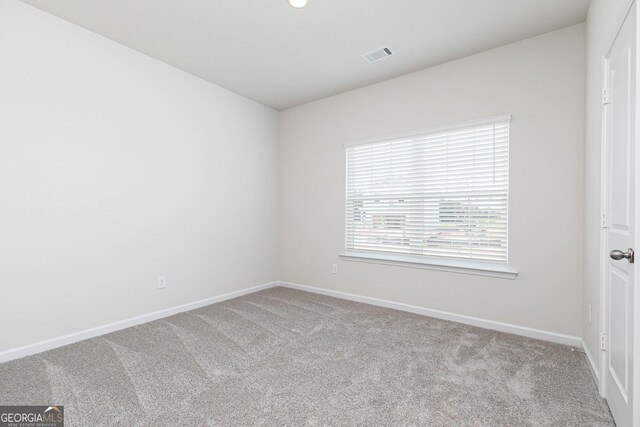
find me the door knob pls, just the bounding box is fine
[610,248,635,263]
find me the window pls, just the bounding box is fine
[344,115,511,273]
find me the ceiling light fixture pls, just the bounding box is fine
[288,0,308,8]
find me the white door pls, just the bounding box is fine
[603,4,636,426]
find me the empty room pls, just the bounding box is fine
[1,0,639,425]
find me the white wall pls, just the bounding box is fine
[0,0,279,352]
[279,25,586,336]
[0,0,590,355]
[582,0,629,376]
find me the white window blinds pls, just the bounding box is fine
[345,116,510,263]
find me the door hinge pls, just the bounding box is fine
[603,88,610,104]
[600,333,607,351]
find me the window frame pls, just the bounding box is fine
[341,115,517,279]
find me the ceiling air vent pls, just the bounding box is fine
[363,47,393,64]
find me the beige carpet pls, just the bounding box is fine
[1,287,613,426]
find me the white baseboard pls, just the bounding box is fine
[1,279,585,364]
[278,281,582,347]
[0,281,279,364]
[581,338,600,386]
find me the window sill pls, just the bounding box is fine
[339,251,518,280]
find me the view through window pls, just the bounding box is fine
[345,116,510,264]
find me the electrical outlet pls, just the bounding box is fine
[158,276,166,289]
[588,303,592,324]
[332,264,338,274]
